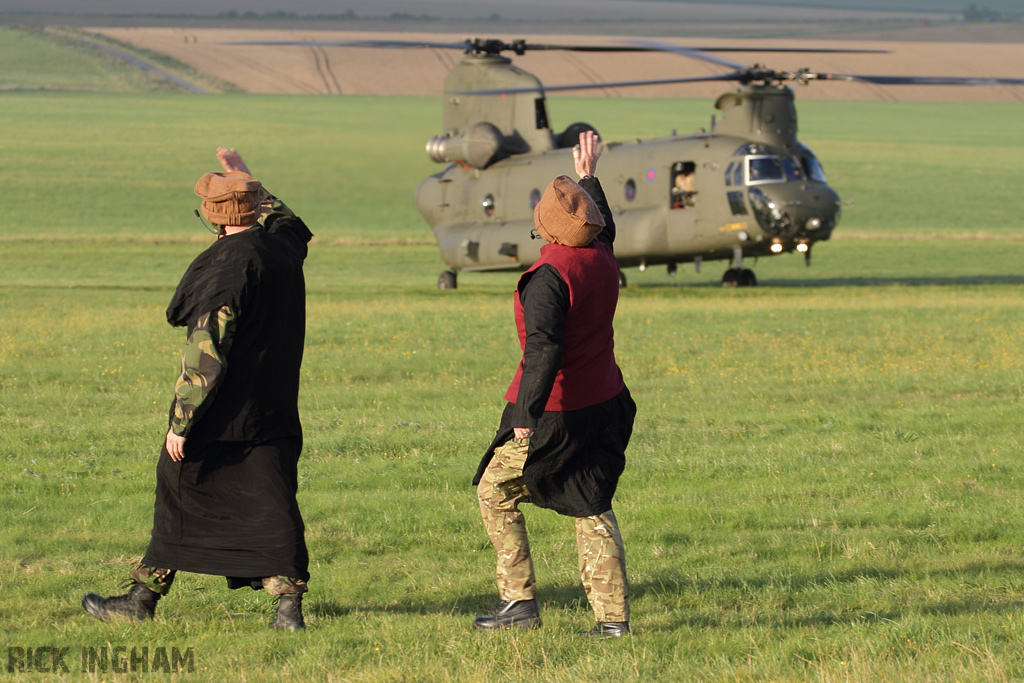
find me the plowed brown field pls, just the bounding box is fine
[92,27,1024,102]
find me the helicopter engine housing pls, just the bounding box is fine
[426,121,504,169]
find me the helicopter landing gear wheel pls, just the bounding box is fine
[438,270,457,290]
[618,269,627,288]
[722,268,757,287]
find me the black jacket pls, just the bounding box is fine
[474,176,636,517]
[166,214,313,450]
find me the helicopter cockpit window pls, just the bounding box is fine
[746,156,784,185]
[796,143,828,182]
[782,157,804,182]
[802,156,828,183]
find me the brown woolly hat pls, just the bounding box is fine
[194,171,262,226]
[533,175,605,247]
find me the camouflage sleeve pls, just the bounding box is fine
[169,305,237,436]
[258,189,297,227]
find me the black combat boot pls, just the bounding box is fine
[474,599,541,630]
[81,582,161,621]
[584,621,630,638]
[270,594,305,631]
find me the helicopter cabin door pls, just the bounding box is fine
[670,161,696,209]
[666,160,704,254]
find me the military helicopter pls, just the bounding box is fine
[231,37,1024,288]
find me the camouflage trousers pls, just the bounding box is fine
[477,438,630,622]
[131,566,308,597]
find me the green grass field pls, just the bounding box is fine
[2,91,1021,241]
[2,38,1024,681]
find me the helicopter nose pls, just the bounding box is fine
[802,184,842,233]
[797,186,841,230]
[749,184,840,238]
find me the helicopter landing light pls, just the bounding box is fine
[796,243,809,253]
[805,217,822,231]
[770,242,784,253]
[639,259,647,272]
[737,231,749,242]
[481,194,495,216]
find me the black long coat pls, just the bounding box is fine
[143,214,313,582]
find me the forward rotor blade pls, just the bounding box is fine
[450,73,745,96]
[806,72,1024,86]
[517,42,888,56]
[624,39,748,71]
[685,46,889,55]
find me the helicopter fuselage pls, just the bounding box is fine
[416,122,841,275]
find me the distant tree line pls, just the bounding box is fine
[962,4,1001,21]
[217,6,1009,24]
[215,10,447,21]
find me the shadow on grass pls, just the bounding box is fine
[762,274,1024,288]
[634,274,1024,289]
[311,589,591,619]
[634,560,1024,630]
[308,558,1024,624]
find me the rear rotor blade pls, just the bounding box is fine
[224,38,474,50]
[450,73,745,96]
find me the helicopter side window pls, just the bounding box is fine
[802,156,828,182]
[782,157,804,181]
[746,156,784,185]
[535,98,549,130]
[529,188,541,210]
[732,163,743,187]
[671,161,695,209]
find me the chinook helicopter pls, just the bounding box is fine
[232,37,1024,288]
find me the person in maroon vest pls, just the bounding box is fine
[473,131,637,638]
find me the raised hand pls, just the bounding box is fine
[572,130,603,179]
[216,146,252,175]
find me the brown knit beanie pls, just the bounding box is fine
[533,175,605,247]
[194,171,262,226]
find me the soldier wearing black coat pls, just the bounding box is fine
[82,148,312,631]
